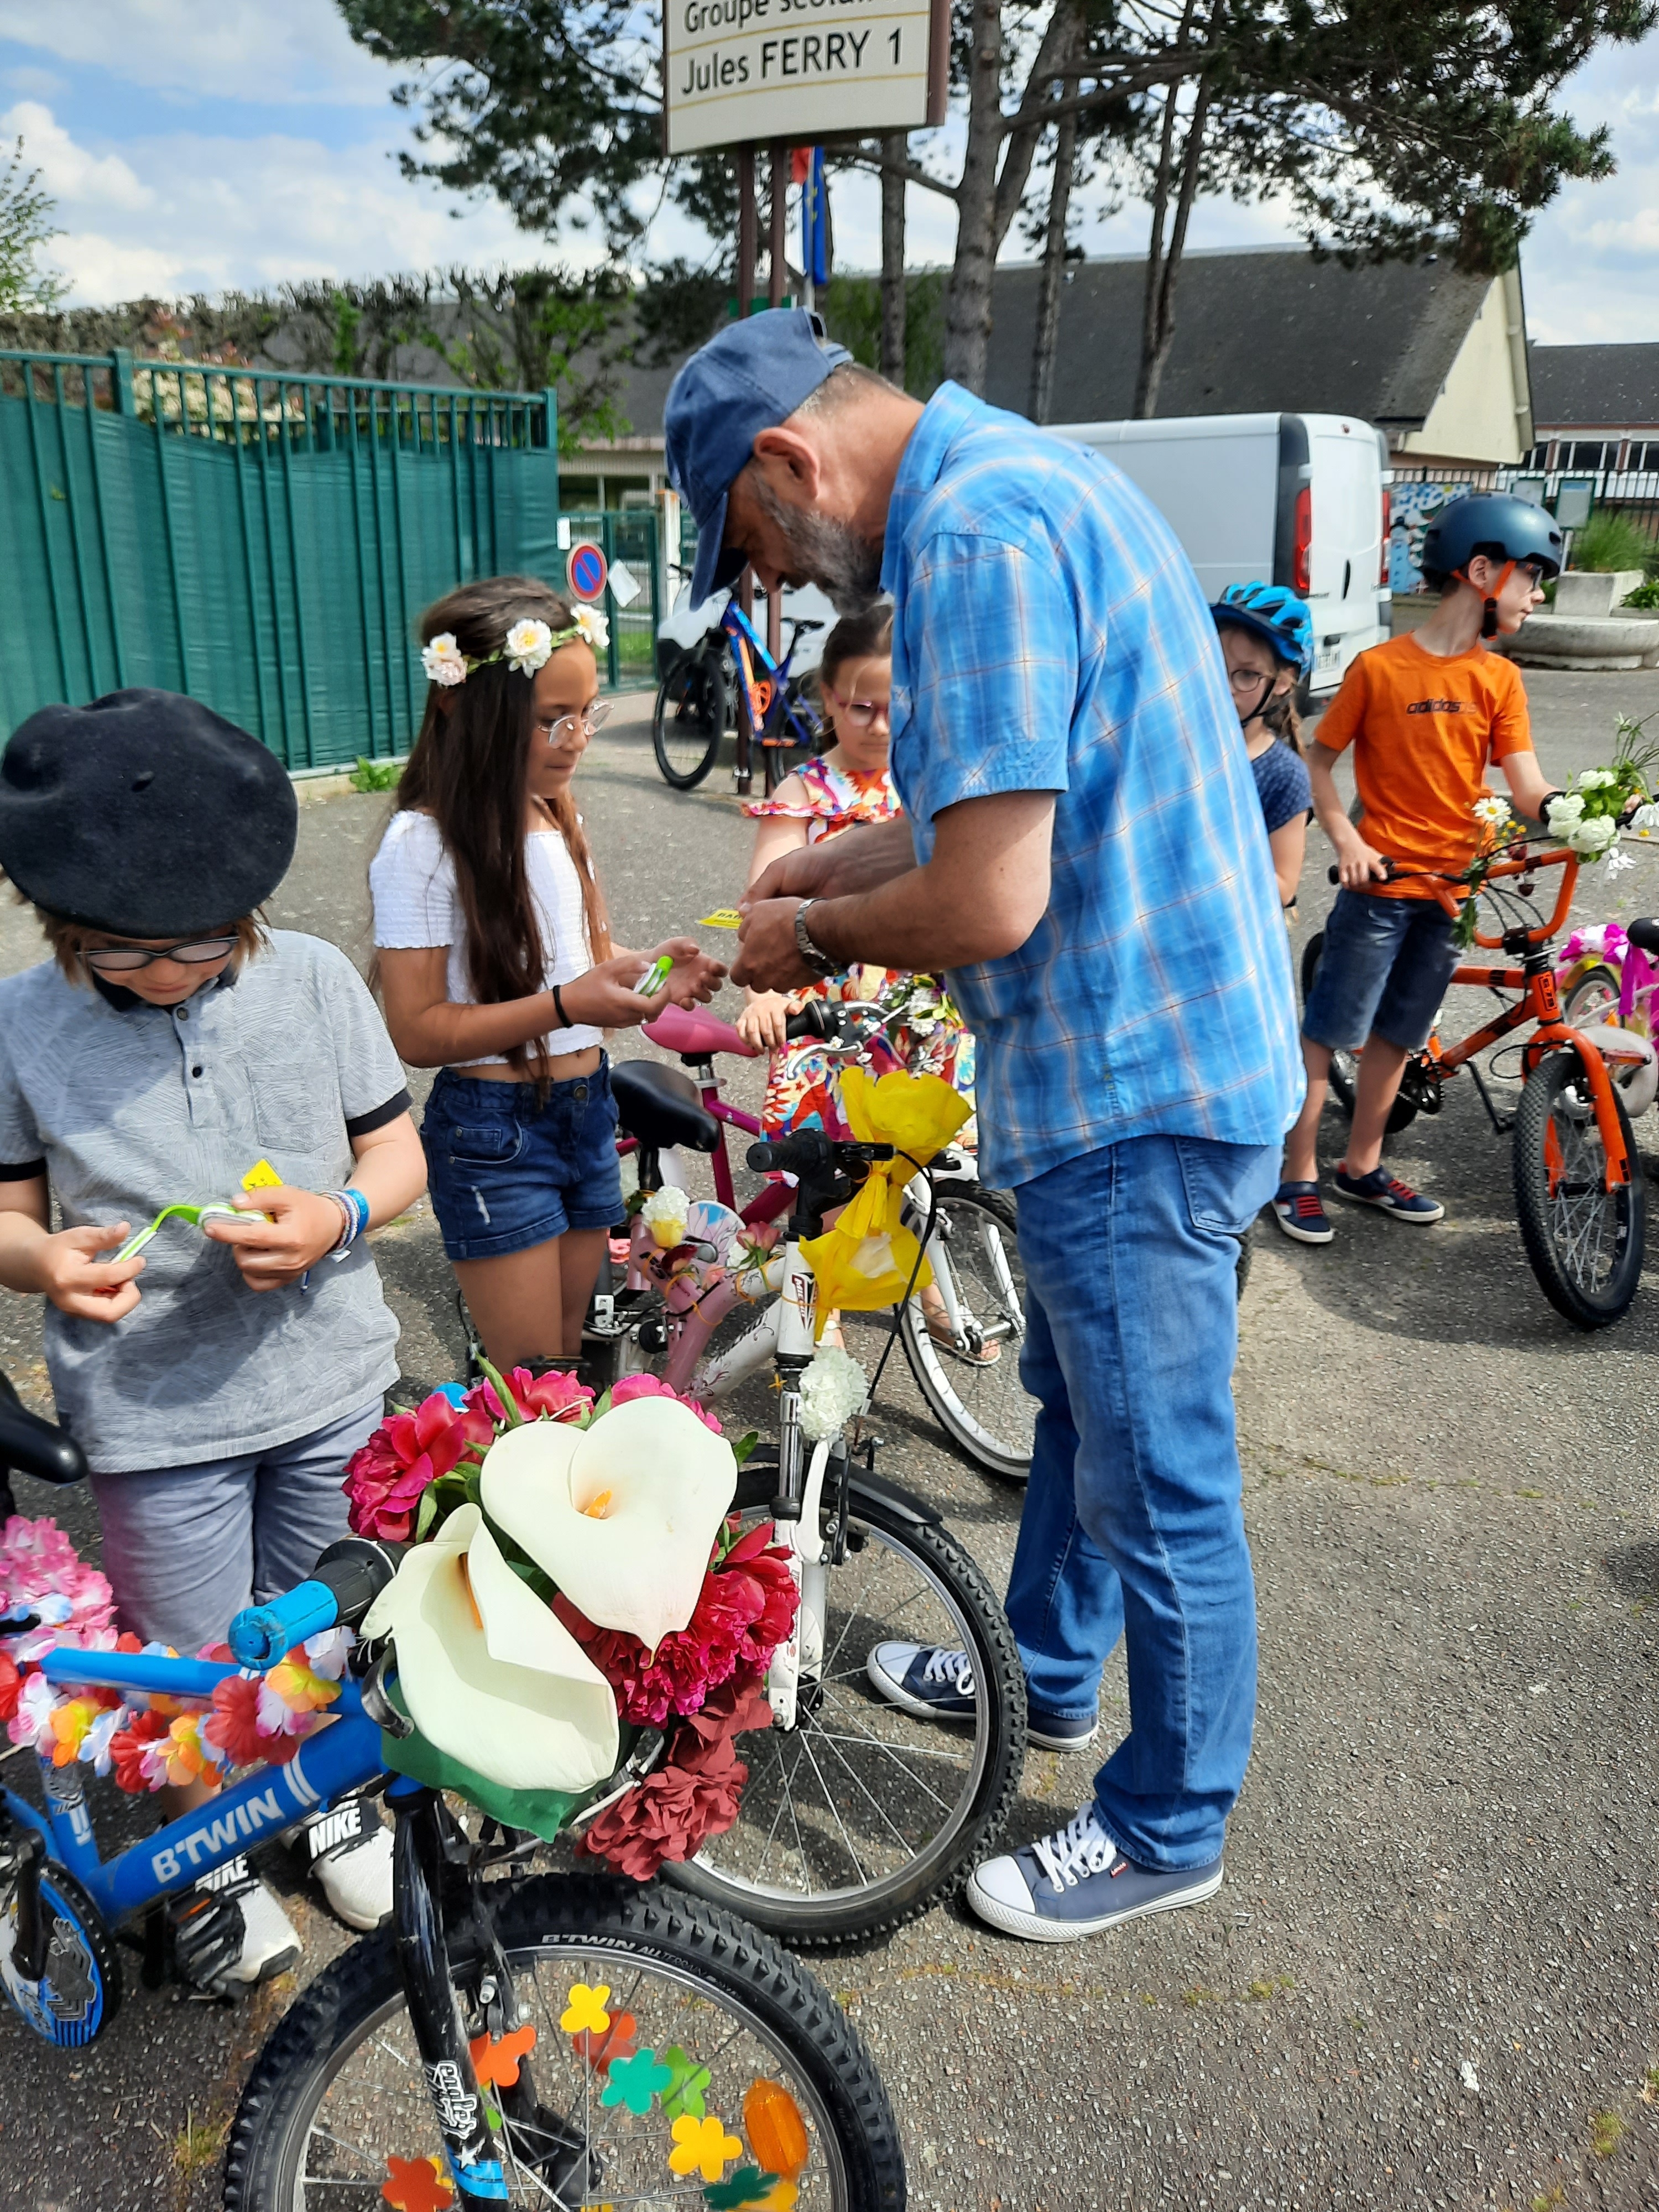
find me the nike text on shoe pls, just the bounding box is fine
[966,1803,1223,1944]
[300,1796,394,1933]
[171,1855,301,1994]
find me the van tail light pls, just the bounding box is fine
[1292,487,1312,596]
[1379,488,1391,586]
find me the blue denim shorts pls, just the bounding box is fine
[1301,888,1458,1054]
[422,1058,625,1262]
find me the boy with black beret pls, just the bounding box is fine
[0,688,427,1985]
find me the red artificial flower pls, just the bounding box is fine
[202,1673,299,1768]
[108,1708,171,1794]
[610,1371,723,1434]
[576,1674,771,1881]
[554,1530,798,1728]
[342,1392,494,1543]
[465,1367,594,1426]
[0,1649,20,1724]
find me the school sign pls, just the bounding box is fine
[662,0,948,155]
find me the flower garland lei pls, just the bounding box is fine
[343,1366,800,1880]
[421,606,610,690]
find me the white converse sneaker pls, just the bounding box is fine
[299,1798,394,1932]
[173,1855,301,1992]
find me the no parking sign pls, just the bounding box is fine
[567,541,608,603]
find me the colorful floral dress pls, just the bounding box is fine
[743,755,977,1141]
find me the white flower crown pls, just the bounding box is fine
[421,604,609,690]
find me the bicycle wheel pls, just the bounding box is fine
[1512,1047,1646,1329]
[653,649,725,790]
[664,1486,1026,1945]
[224,1875,904,2211]
[1299,931,1420,1134]
[898,1185,1034,1481]
[1563,963,1620,1028]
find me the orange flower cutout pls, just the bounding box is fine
[380,2152,453,2211]
[468,2022,537,2089]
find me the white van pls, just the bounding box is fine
[1052,411,1391,698]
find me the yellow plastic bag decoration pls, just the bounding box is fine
[797,1069,970,1334]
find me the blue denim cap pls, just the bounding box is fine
[665,307,852,606]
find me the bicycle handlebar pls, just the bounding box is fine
[227,1536,404,1667]
[746,1131,895,1178]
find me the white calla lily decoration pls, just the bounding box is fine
[359,1504,618,1792]
[481,1397,737,1652]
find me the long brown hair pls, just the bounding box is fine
[395,576,611,1079]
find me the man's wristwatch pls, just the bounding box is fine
[793,899,841,980]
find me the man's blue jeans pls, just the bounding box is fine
[1006,1134,1278,1869]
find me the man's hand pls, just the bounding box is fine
[743,817,915,911]
[34,1225,145,1322]
[732,898,818,993]
[205,1187,345,1292]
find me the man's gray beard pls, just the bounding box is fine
[751,472,884,615]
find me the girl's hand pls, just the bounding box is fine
[205,1187,345,1292]
[737,990,791,1051]
[646,939,726,1011]
[35,1224,145,1322]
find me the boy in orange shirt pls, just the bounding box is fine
[1275,495,1564,1243]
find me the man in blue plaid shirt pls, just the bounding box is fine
[668,309,1302,1944]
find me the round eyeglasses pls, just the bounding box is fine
[534,702,613,746]
[1227,666,1275,696]
[85,935,239,975]
[825,688,890,730]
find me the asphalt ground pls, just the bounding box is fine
[1,671,1657,2212]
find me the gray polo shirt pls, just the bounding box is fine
[0,931,409,1473]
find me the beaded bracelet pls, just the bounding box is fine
[327,1186,371,1259]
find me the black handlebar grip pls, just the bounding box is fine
[311,1537,405,1629]
[1627,917,1659,957]
[784,1000,835,1043]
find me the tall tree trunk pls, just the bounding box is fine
[880,132,907,385]
[942,0,1006,392]
[1029,80,1079,421]
[1132,76,1210,418]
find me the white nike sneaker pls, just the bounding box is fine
[299,1797,394,1932]
[173,1855,301,1992]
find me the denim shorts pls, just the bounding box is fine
[422,1058,625,1262]
[1301,888,1458,1054]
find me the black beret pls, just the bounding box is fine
[0,690,298,936]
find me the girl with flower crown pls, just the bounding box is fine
[371,576,724,1369]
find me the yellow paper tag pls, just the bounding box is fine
[241,1158,283,1191]
[698,908,744,930]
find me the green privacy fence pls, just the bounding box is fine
[0,349,563,770]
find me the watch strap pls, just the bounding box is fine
[794,899,840,979]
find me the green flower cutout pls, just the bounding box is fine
[661,2043,712,2122]
[598,2044,672,2116]
[703,2166,782,2209]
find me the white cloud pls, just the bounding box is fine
[0,0,393,107]
[3,65,69,101]
[51,231,186,300]
[3,100,152,211]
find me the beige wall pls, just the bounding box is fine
[1397,269,1531,466]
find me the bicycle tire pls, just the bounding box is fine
[223,1874,904,2212]
[664,1488,1025,1946]
[1512,1047,1646,1330]
[897,1185,1034,1483]
[1563,963,1621,1029]
[653,649,724,790]
[1299,930,1420,1135]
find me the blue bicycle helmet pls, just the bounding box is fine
[1210,582,1316,681]
[1419,494,1563,636]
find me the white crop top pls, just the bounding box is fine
[369,810,602,1063]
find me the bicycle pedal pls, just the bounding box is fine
[168,1883,247,1999]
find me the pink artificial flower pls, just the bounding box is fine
[610,1372,723,1435]
[343,1392,494,1543]
[464,1367,595,1426]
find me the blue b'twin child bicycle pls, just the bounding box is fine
[0,1388,904,2211]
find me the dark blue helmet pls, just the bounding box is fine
[1419,494,1563,589]
[1210,582,1315,681]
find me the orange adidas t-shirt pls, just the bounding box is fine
[1313,633,1533,899]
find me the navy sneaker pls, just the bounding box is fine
[867,1644,1098,1749]
[1271,1179,1333,1244]
[966,1804,1223,1944]
[1332,1164,1443,1224]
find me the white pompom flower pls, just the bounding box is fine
[504,618,555,676]
[421,633,468,687]
[1569,815,1618,855]
[639,1185,690,1250]
[800,1345,870,1442]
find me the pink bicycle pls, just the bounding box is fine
[596,999,1036,1481]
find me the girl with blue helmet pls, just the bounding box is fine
[1211,582,1314,917]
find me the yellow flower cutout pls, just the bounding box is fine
[668,2112,744,2182]
[559,1982,612,2036]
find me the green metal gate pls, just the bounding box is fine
[557,509,661,692]
[0,349,562,770]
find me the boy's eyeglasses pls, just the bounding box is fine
[534,703,612,745]
[825,687,890,729]
[85,935,239,974]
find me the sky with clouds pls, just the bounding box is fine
[5,0,1659,347]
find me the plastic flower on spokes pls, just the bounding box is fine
[359,1504,619,1793]
[421,632,467,688]
[505,618,555,676]
[481,1395,738,1651]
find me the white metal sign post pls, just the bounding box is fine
[664,0,945,154]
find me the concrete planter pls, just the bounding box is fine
[1498,569,1659,670]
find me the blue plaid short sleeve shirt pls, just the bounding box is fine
[881,383,1303,1190]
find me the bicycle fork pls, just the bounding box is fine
[766,1240,832,1733]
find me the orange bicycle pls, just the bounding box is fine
[1301,843,1650,1329]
